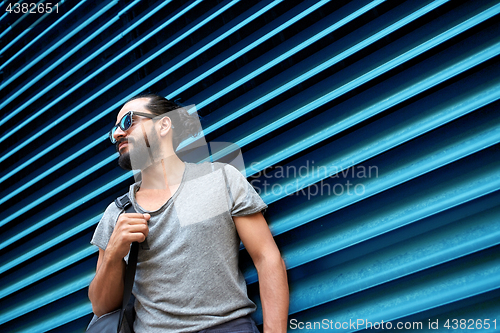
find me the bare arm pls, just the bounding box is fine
[88,213,149,317]
[234,212,289,333]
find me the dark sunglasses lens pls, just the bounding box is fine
[110,112,133,144]
[120,113,132,131]
[110,126,118,144]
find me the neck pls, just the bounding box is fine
[139,154,185,191]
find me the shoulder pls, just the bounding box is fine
[220,163,247,181]
[101,200,124,225]
[184,162,248,188]
[90,200,124,249]
[185,161,231,177]
[222,163,242,173]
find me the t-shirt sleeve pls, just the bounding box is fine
[90,202,122,250]
[223,163,268,216]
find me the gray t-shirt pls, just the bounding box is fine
[91,161,268,333]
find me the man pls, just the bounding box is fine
[88,94,289,333]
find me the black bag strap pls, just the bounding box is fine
[114,193,145,333]
[115,193,132,211]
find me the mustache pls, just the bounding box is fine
[115,137,135,152]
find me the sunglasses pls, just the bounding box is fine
[109,111,157,144]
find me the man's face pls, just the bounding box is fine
[114,98,158,170]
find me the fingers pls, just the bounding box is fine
[126,223,149,237]
[108,213,150,258]
[118,223,148,242]
[122,230,148,243]
[106,213,151,259]
[119,212,150,220]
[121,213,150,219]
[117,213,150,225]
[115,213,149,239]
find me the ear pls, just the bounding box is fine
[158,116,174,137]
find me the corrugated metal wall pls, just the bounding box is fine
[1,0,499,332]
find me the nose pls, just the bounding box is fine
[113,125,127,142]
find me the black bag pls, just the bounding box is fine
[87,194,141,333]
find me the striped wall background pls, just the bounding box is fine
[1,0,499,332]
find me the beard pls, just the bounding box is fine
[116,127,160,170]
[118,151,133,170]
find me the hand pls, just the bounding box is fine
[106,213,150,260]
